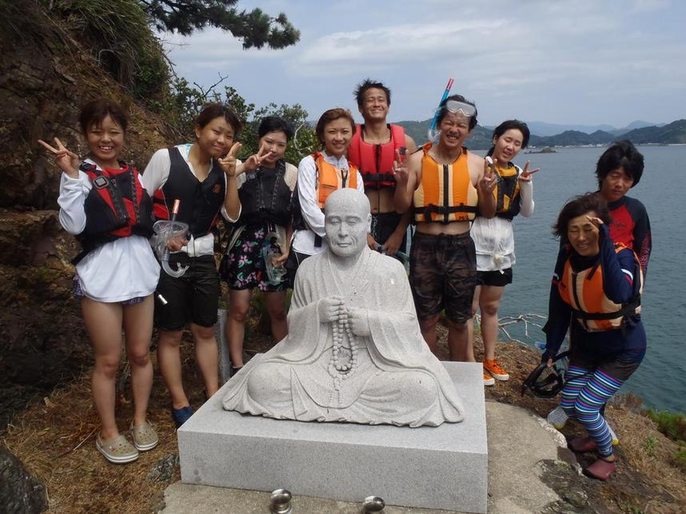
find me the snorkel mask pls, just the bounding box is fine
[427,87,477,143]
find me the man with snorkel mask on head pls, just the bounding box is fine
[394,95,497,362]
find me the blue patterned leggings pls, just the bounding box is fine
[560,366,624,457]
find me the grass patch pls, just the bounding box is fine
[647,409,686,443]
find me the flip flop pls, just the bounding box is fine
[568,436,598,452]
[584,457,617,481]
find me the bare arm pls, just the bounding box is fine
[393,150,420,214]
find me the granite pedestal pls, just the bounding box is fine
[178,361,487,513]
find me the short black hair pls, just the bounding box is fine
[595,140,644,188]
[258,116,294,140]
[354,79,391,107]
[437,94,478,131]
[79,98,128,135]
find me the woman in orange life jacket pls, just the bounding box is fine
[542,193,645,481]
[469,120,539,386]
[218,116,298,373]
[285,108,365,283]
[39,99,160,464]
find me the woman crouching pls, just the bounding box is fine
[543,192,645,480]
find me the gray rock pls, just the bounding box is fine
[0,445,48,514]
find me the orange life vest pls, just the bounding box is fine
[413,143,478,223]
[347,124,405,189]
[558,244,643,332]
[313,152,359,208]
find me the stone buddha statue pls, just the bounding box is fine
[222,188,464,427]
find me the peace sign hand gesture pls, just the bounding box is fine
[518,161,541,182]
[38,137,80,178]
[218,142,243,178]
[241,143,272,173]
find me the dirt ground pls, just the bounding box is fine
[3,320,685,513]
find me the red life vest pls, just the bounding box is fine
[75,161,154,262]
[348,124,405,189]
[413,144,478,223]
[558,244,642,331]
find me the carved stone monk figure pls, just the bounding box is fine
[222,189,464,427]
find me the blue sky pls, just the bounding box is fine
[162,0,686,128]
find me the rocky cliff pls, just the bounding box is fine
[0,1,173,429]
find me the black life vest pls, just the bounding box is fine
[74,161,154,263]
[238,160,295,227]
[152,147,226,237]
[493,163,522,221]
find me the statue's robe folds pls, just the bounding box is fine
[222,248,465,427]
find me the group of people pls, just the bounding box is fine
[40,77,650,481]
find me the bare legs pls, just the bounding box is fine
[419,315,474,362]
[226,289,288,369]
[82,295,154,439]
[157,324,219,409]
[471,285,505,361]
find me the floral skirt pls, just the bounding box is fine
[219,224,288,292]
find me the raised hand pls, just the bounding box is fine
[241,143,272,173]
[479,156,497,193]
[317,296,346,323]
[392,147,410,186]
[518,160,541,182]
[348,307,371,337]
[218,142,242,177]
[38,137,79,178]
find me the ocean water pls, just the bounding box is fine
[485,145,686,412]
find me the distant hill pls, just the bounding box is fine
[396,119,686,149]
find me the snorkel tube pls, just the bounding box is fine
[427,77,454,142]
[153,199,190,278]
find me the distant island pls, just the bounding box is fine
[396,119,686,150]
[525,147,556,154]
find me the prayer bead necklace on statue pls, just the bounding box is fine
[328,314,358,391]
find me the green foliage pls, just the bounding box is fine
[164,77,317,163]
[673,446,686,472]
[139,0,300,49]
[647,409,686,443]
[48,0,171,108]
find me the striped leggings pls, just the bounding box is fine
[560,365,624,457]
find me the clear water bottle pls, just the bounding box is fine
[262,231,287,286]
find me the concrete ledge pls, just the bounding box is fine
[178,361,487,513]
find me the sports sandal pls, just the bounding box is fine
[171,406,194,428]
[131,421,159,452]
[568,436,598,453]
[96,434,139,464]
[584,456,617,481]
[483,359,510,381]
[483,371,495,386]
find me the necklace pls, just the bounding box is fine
[328,314,358,391]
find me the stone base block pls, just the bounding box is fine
[178,362,487,513]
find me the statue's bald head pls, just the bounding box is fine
[324,188,370,218]
[324,189,371,258]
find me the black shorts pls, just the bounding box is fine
[371,212,407,253]
[155,254,219,330]
[409,231,476,323]
[570,348,644,382]
[476,268,513,287]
